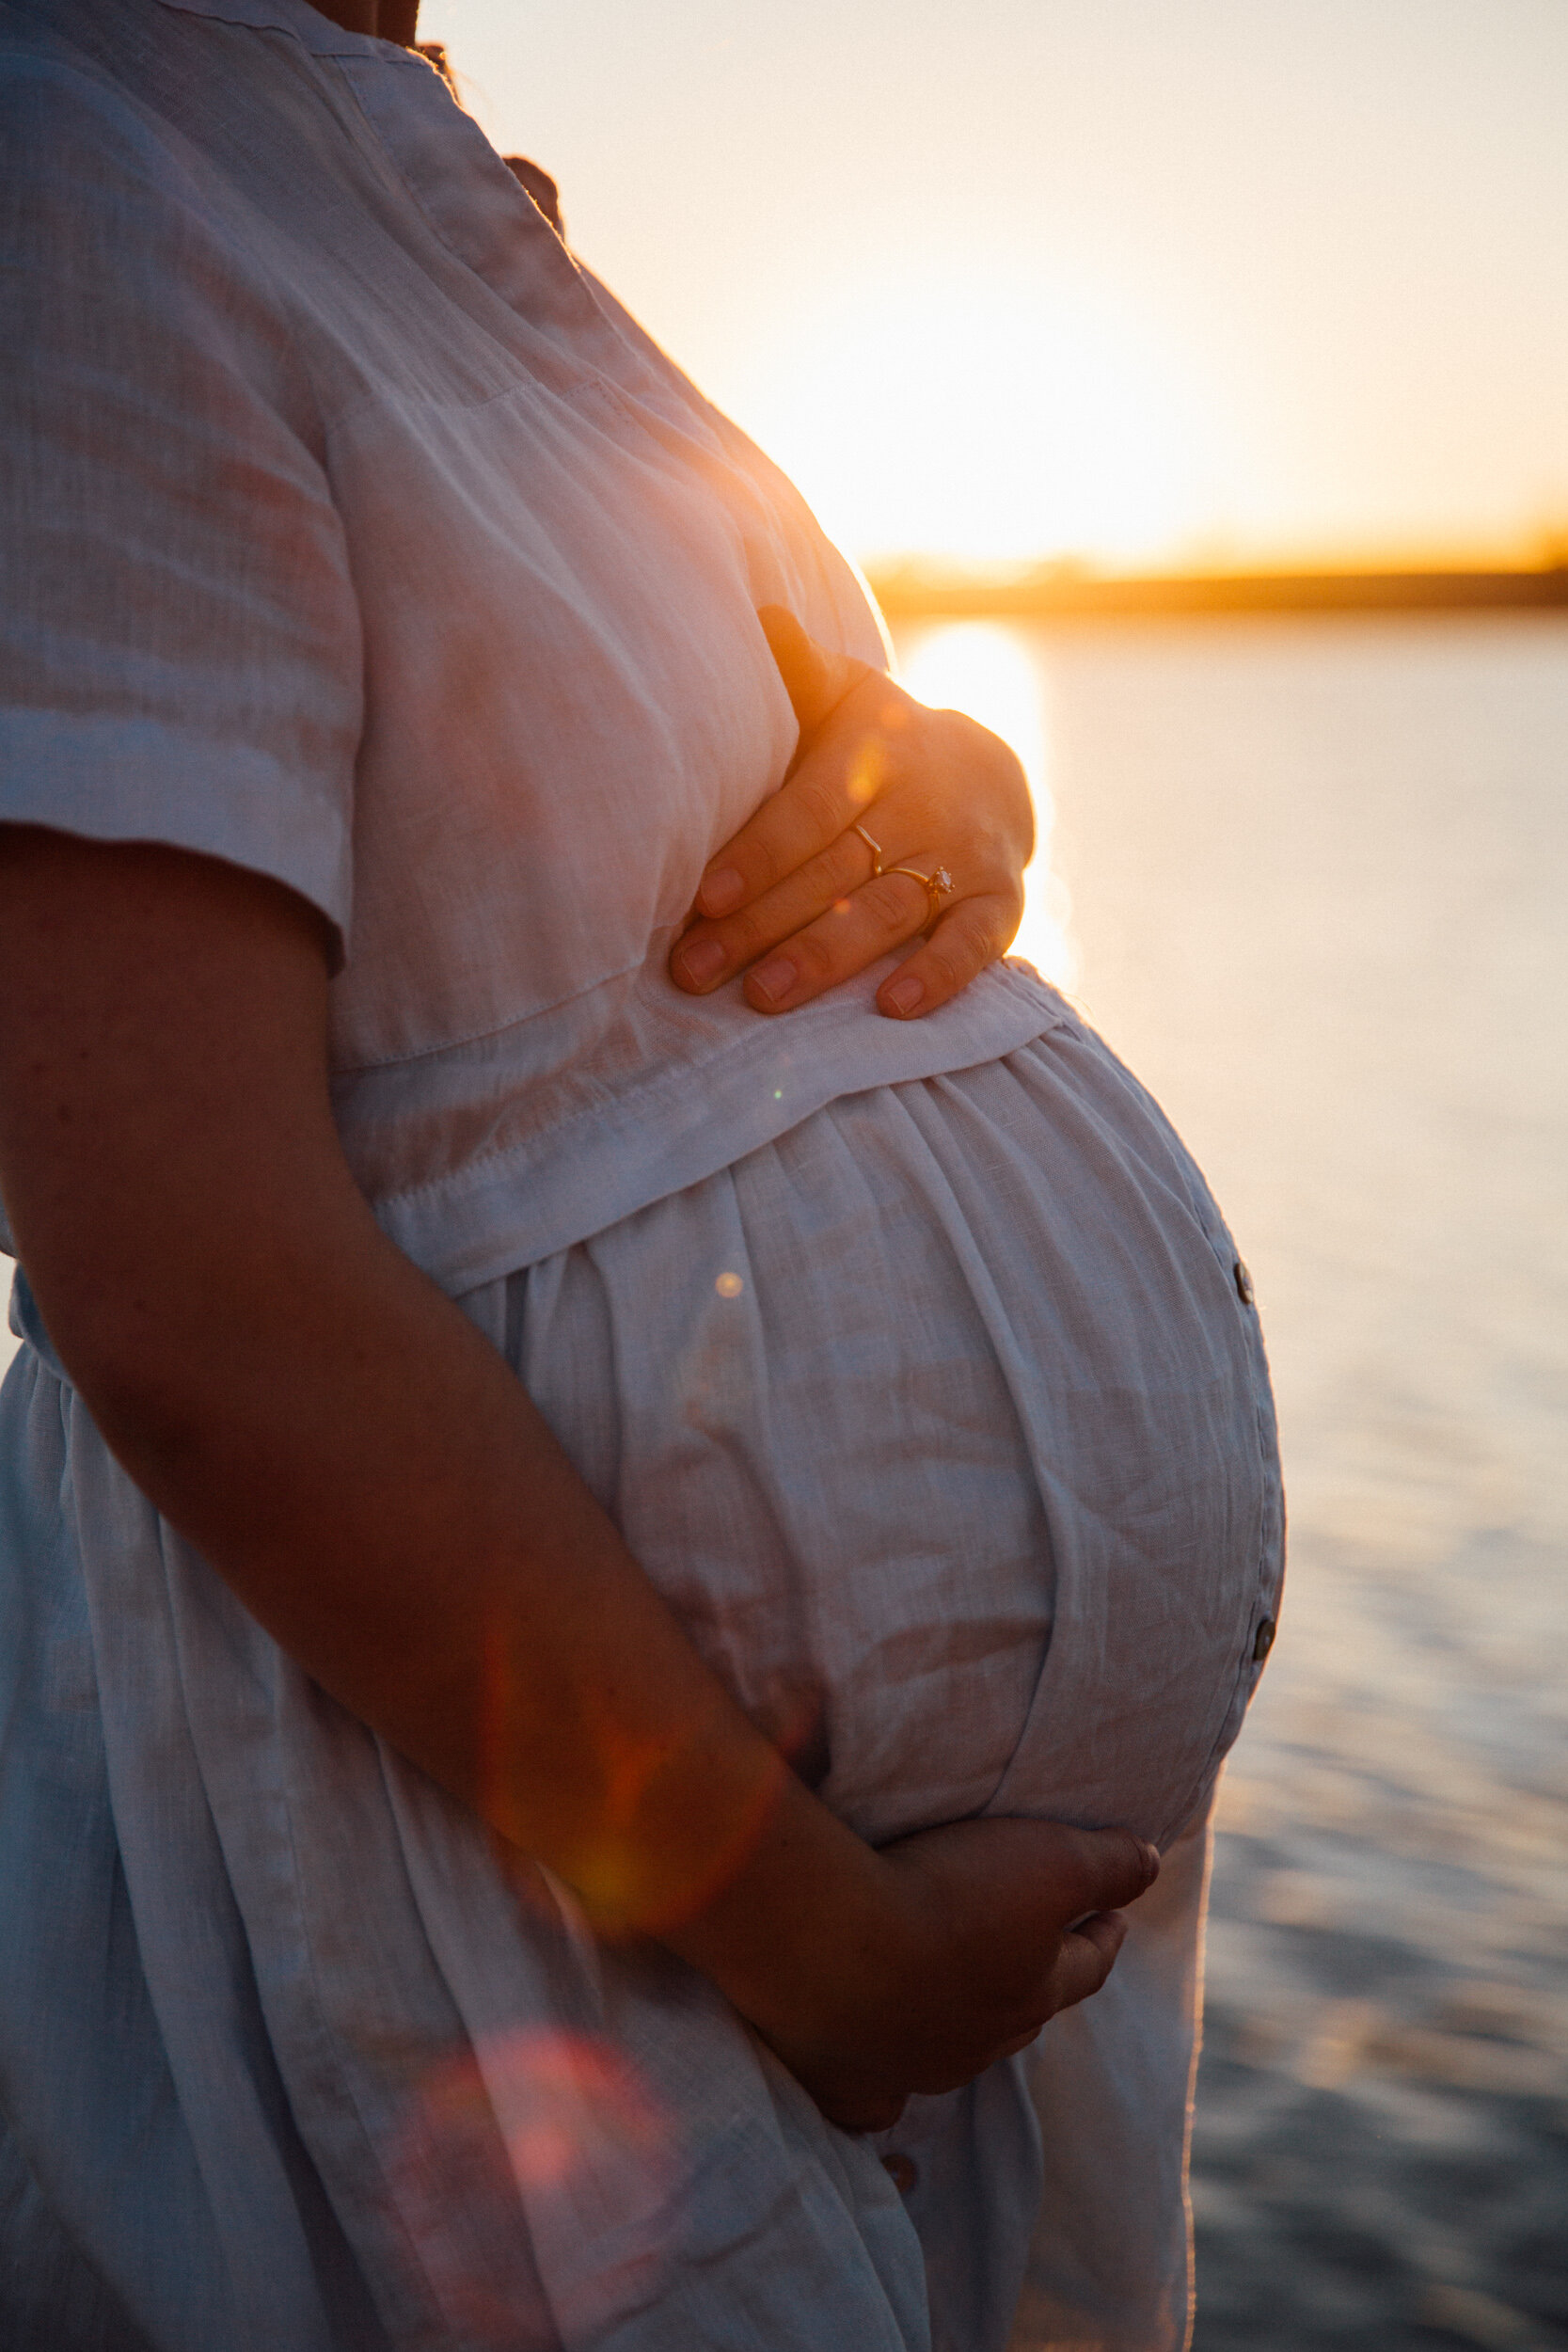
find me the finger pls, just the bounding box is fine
[816,2089,908,2135]
[1049,1829,1160,1925]
[1044,1910,1130,2015]
[738,868,934,1014]
[989,1821,1158,1930]
[698,660,892,920]
[694,708,894,919]
[1069,1910,1131,1966]
[671,827,872,995]
[756,605,868,737]
[874,891,1022,1021]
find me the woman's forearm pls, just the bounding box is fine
[83,1154,812,1932]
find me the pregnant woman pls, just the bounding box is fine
[0,2,1283,2348]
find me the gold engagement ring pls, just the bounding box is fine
[887,863,955,930]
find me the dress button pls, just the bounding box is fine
[881,2152,919,2195]
[1233,1260,1255,1306]
[1252,1615,1276,1662]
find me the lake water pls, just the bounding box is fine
[3,616,1563,2347]
[891,612,1568,2352]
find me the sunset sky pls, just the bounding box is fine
[419,0,1568,575]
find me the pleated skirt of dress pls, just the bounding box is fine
[0,1010,1281,2352]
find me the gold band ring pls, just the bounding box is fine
[850,820,885,876]
[887,862,956,930]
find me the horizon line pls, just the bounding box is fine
[865,559,1568,619]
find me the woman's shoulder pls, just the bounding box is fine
[1,3,329,459]
[0,2,294,326]
[2,4,187,180]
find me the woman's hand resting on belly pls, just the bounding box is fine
[671,607,1035,1024]
[0,823,1156,2137]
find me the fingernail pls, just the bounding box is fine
[700,866,744,915]
[676,935,726,986]
[1139,1841,1161,1878]
[748,955,796,1004]
[883,973,925,1016]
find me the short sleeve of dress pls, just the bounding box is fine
[0,47,362,954]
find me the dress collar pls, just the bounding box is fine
[153,0,413,62]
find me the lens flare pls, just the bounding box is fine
[847,739,886,806]
[488,2029,667,2191]
[388,2043,552,2349]
[392,2029,675,2346]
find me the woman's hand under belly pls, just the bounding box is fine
[662,1805,1160,2134]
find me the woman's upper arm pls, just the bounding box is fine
[0,826,342,1400]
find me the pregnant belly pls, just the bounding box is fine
[496,1015,1284,1851]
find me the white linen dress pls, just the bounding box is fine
[0,5,1284,2348]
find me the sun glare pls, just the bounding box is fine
[896,622,1077,991]
[739,268,1219,572]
